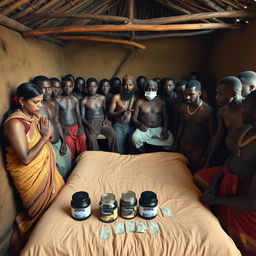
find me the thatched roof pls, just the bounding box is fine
[0,0,256,47]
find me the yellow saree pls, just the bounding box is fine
[4,109,64,251]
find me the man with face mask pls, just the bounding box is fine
[173,80,213,173]
[131,80,173,153]
[204,76,244,167]
[109,75,136,154]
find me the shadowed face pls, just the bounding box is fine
[75,78,85,93]
[62,80,74,95]
[164,80,175,97]
[51,81,62,97]
[100,81,110,95]
[184,87,201,105]
[87,82,98,96]
[175,85,185,100]
[215,84,235,107]
[38,80,52,100]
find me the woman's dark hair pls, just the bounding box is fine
[3,82,42,122]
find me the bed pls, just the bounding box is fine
[20,151,241,256]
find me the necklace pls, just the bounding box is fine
[187,100,203,116]
[237,126,256,157]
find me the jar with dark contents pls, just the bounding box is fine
[120,190,137,219]
[71,191,91,220]
[138,191,158,219]
[99,193,118,223]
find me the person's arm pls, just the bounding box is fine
[172,104,185,151]
[202,169,256,211]
[80,99,95,135]
[75,97,84,136]
[160,100,169,139]
[131,100,147,131]
[4,116,51,165]
[204,110,224,167]
[108,95,125,119]
[102,96,108,125]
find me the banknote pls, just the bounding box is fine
[160,206,173,217]
[99,226,111,240]
[125,221,136,233]
[136,222,147,233]
[149,222,160,234]
[114,223,125,234]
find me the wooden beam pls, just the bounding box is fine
[20,13,129,24]
[153,0,191,14]
[2,0,30,16]
[18,10,256,26]
[0,0,13,9]
[22,23,241,37]
[133,10,256,25]
[113,48,138,77]
[0,14,64,46]
[199,0,225,11]
[134,30,214,40]
[128,0,135,41]
[56,35,146,50]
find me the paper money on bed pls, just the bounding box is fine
[160,206,173,217]
[114,223,125,234]
[136,222,147,233]
[149,222,160,234]
[99,226,111,240]
[125,221,136,233]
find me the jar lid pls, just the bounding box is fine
[72,191,89,204]
[121,190,136,203]
[140,191,157,200]
[101,193,115,205]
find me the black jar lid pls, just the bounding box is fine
[139,191,158,205]
[72,191,89,204]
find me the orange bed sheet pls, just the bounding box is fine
[21,151,241,256]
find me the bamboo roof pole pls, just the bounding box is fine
[128,0,135,41]
[2,0,30,16]
[22,23,241,38]
[113,47,138,77]
[198,0,225,11]
[56,35,146,49]
[0,14,64,46]
[33,0,60,13]
[0,0,13,9]
[19,10,256,25]
[153,0,191,14]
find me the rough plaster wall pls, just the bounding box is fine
[0,25,64,255]
[209,20,256,88]
[63,35,212,83]
[0,25,65,122]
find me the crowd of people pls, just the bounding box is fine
[2,70,256,255]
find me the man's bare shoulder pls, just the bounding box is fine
[98,94,105,101]
[202,102,213,113]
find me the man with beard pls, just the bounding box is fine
[56,77,86,161]
[131,80,173,153]
[33,76,72,180]
[174,80,213,173]
[194,91,256,256]
[109,75,136,154]
[80,78,116,151]
[204,77,244,167]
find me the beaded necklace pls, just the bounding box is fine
[187,100,203,116]
[237,127,256,157]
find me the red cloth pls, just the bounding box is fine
[179,136,205,172]
[64,124,87,161]
[195,166,256,256]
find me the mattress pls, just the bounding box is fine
[21,151,241,256]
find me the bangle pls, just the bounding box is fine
[40,137,49,142]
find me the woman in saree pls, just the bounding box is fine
[3,83,64,254]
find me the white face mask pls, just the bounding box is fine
[145,91,157,101]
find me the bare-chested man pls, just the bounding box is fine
[174,80,213,172]
[204,76,244,167]
[238,70,256,97]
[98,78,113,112]
[194,91,256,255]
[50,77,62,99]
[33,76,72,180]
[80,78,116,151]
[109,75,136,154]
[131,80,173,153]
[56,77,86,161]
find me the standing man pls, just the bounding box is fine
[109,75,136,154]
[195,91,256,256]
[50,77,62,99]
[56,77,86,161]
[204,76,244,167]
[73,77,86,101]
[33,76,72,180]
[173,80,214,172]
[80,78,116,152]
[131,80,173,153]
